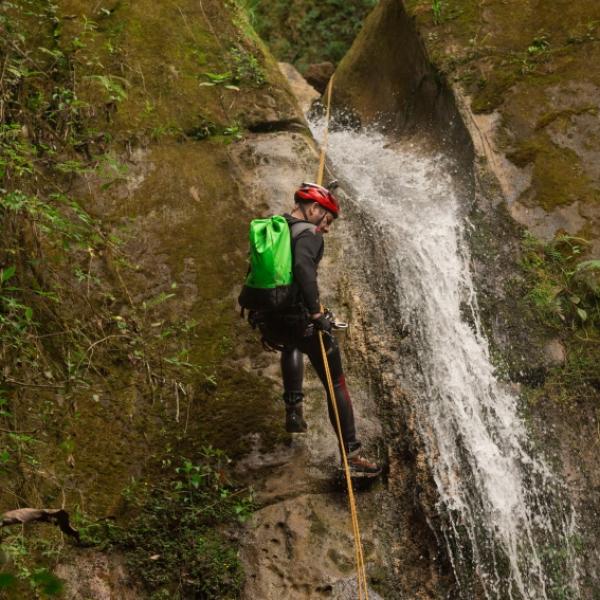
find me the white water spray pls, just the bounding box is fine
[311,120,579,599]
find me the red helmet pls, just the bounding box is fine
[294,182,340,218]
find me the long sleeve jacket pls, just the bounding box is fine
[284,213,324,315]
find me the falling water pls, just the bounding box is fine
[310,119,580,599]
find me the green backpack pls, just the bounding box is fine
[238,216,312,311]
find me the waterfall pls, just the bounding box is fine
[310,119,580,599]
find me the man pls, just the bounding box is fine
[253,183,380,477]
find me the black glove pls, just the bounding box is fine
[311,313,332,333]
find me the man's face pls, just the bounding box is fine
[308,203,334,234]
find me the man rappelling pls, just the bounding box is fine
[239,183,381,478]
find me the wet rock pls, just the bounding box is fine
[544,338,567,366]
[304,61,335,94]
[278,62,320,115]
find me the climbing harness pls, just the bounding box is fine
[316,76,371,600]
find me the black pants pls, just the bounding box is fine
[259,315,359,455]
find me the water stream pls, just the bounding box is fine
[310,119,580,599]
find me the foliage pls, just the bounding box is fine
[230,46,266,86]
[114,450,253,599]
[0,450,252,599]
[249,0,377,70]
[432,0,443,25]
[0,0,123,380]
[235,0,262,27]
[521,233,600,329]
[86,75,129,103]
[199,46,265,90]
[0,533,65,598]
[0,4,248,589]
[527,34,551,56]
[521,233,600,407]
[200,71,241,91]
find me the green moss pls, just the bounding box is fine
[532,141,598,209]
[326,548,354,573]
[404,0,600,215]
[535,105,598,130]
[506,131,598,209]
[506,137,543,167]
[187,363,288,459]
[0,0,296,590]
[471,68,519,113]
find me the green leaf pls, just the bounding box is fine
[1,265,16,283]
[30,569,64,595]
[143,292,175,309]
[576,307,588,321]
[0,573,16,589]
[576,259,600,272]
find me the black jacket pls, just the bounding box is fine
[284,213,324,314]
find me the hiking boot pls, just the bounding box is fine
[285,404,308,433]
[346,454,381,478]
[283,392,308,433]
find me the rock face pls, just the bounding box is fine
[231,127,450,599]
[403,0,600,250]
[278,62,321,114]
[333,0,473,166]
[335,0,600,248]
[1,1,405,598]
[2,1,449,597]
[330,0,600,596]
[304,61,335,93]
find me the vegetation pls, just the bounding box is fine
[432,0,443,26]
[1,0,110,372]
[116,451,252,599]
[0,0,286,595]
[522,234,600,329]
[247,0,378,71]
[0,450,252,599]
[521,233,600,406]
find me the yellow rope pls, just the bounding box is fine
[316,75,369,600]
[318,331,369,599]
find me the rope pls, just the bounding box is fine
[316,76,370,600]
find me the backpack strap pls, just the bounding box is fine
[290,221,316,239]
